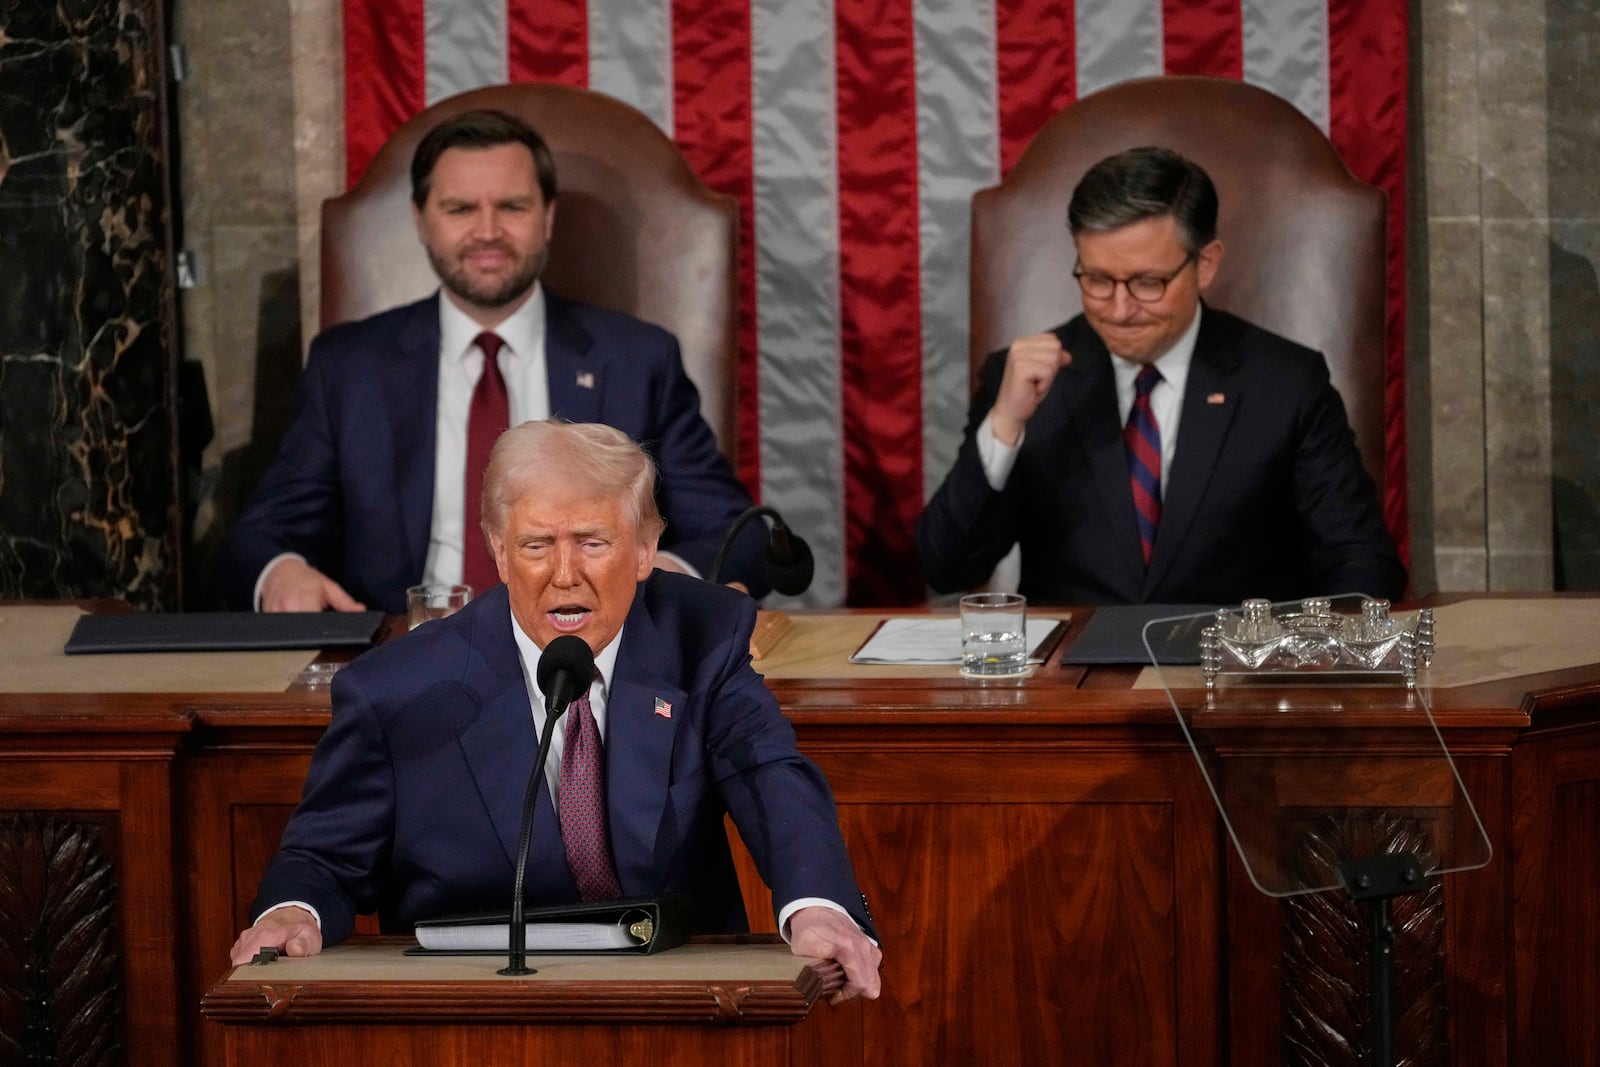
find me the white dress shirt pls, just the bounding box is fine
[424,287,552,588]
[977,305,1202,491]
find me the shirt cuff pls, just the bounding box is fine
[777,898,877,946]
[254,553,308,611]
[254,900,322,930]
[976,413,1023,491]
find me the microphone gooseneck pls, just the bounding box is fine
[500,634,595,976]
[708,505,816,597]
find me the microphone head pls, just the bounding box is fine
[766,522,815,597]
[536,634,595,715]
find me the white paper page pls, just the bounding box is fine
[849,617,1066,665]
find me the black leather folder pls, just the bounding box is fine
[63,611,387,654]
[408,895,693,956]
[1060,604,1219,665]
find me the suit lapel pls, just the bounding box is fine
[453,587,541,871]
[1146,308,1242,595]
[605,591,684,896]
[544,293,602,424]
[387,297,442,579]
[1061,335,1148,589]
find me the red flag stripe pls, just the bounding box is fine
[1327,0,1410,569]
[995,0,1077,176]
[836,0,924,604]
[343,0,426,187]
[508,0,588,86]
[672,0,761,493]
[1161,0,1242,79]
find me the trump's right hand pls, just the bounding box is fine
[260,557,366,613]
[229,906,323,965]
[989,333,1072,446]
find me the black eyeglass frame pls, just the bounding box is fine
[1072,250,1198,303]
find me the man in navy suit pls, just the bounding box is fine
[230,420,881,1003]
[218,109,764,614]
[918,146,1405,605]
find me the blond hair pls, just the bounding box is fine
[480,419,666,542]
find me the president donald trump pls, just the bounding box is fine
[231,419,881,1002]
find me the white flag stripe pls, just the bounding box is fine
[424,0,507,106]
[1242,0,1331,133]
[589,0,675,134]
[752,0,845,607]
[1076,0,1163,97]
[383,1,1369,605]
[915,0,1000,502]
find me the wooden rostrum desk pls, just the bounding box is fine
[2,599,1598,1065]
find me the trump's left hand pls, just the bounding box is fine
[788,905,882,1004]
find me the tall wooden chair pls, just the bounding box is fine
[970,75,1387,489]
[320,83,740,461]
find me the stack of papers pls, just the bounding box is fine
[849,617,1067,665]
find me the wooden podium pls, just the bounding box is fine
[5,598,1600,1065]
[201,937,841,1065]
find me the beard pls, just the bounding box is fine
[429,240,548,311]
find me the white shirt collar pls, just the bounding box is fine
[510,607,623,708]
[1109,301,1202,388]
[438,283,547,368]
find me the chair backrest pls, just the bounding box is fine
[970,76,1387,489]
[321,83,740,460]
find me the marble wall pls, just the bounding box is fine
[171,0,1600,602]
[172,0,342,607]
[1546,0,1600,589]
[0,0,180,608]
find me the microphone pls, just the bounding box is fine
[709,505,816,597]
[500,634,595,976]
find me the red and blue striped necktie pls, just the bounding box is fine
[1125,365,1163,566]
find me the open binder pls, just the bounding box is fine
[408,895,692,956]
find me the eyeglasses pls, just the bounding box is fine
[1072,251,1197,303]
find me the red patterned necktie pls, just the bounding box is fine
[462,331,508,597]
[1125,365,1163,566]
[559,681,622,901]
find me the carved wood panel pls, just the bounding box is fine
[1281,813,1448,1067]
[0,812,125,1066]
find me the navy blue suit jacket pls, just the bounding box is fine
[250,574,872,944]
[218,292,766,612]
[917,307,1406,605]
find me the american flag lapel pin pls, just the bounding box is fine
[653,697,673,719]
[1206,392,1226,405]
[576,371,595,389]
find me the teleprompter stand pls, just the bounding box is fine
[1336,852,1426,1067]
[1144,597,1492,1065]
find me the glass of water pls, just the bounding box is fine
[406,583,473,630]
[959,592,1028,678]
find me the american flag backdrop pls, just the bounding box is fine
[342,0,1409,607]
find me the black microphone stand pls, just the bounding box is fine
[499,708,566,976]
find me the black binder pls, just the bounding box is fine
[1060,604,1219,665]
[63,611,386,654]
[407,895,693,956]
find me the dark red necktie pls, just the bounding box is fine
[462,331,508,596]
[559,682,622,901]
[1125,365,1163,566]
